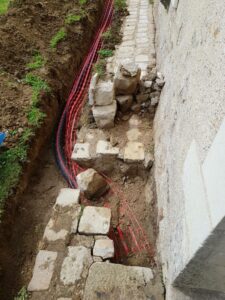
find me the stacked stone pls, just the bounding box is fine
[27,185,114,300]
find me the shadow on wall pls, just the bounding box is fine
[160,0,171,9]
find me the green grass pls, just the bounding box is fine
[50,28,67,49]
[27,53,45,70]
[98,49,113,59]
[27,107,46,127]
[79,0,87,5]
[0,0,10,14]
[14,286,28,300]
[114,0,126,11]
[93,59,106,77]
[65,14,82,24]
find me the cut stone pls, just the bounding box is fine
[28,250,57,291]
[116,95,133,112]
[55,188,80,209]
[60,246,93,285]
[43,218,69,242]
[71,143,91,162]
[83,263,154,300]
[93,239,115,260]
[124,142,145,163]
[89,73,99,106]
[78,206,111,235]
[94,80,115,106]
[92,100,117,129]
[76,168,109,200]
[96,140,119,157]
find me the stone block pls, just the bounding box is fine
[89,73,99,106]
[96,140,119,157]
[60,246,93,285]
[78,206,111,235]
[93,239,115,260]
[92,101,117,129]
[124,142,145,163]
[94,80,114,106]
[76,168,109,200]
[71,143,91,162]
[28,250,57,291]
[55,188,80,210]
[116,95,133,112]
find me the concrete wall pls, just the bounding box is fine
[154,0,225,298]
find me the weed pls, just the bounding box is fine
[79,0,87,5]
[27,52,45,70]
[98,49,113,58]
[114,0,126,11]
[50,28,67,49]
[27,107,46,127]
[93,59,106,77]
[0,0,9,14]
[14,286,28,300]
[65,14,82,24]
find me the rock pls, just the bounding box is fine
[96,140,119,157]
[151,97,159,106]
[78,206,111,235]
[89,73,99,106]
[92,101,117,129]
[55,188,80,210]
[60,246,93,285]
[83,263,154,300]
[43,218,69,242]
[144,152,154,169]
[71,143,91,163]
[71,235,94,248]
[93,239,114,260]
[114,63,141,95]
[143,80,153,88]
[116,95,133,112]
[152,83,161,91]
[28,250,57,291]
[157,71,164,80]
[136,93,149,104]
[131,104,141,113]
[76,168,109,200]
[124,142,145,163]
[156,78,165,87]
[94,80,115,106]
[148,71,157,81]
[150,91,160,99]
[93,256,103,262]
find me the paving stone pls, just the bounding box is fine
[94,80,114,106]
[55,188,80,209]
[78,206,111,235]
[116,95,133,112]
[60,246,93,285]
[124,142,145,163]
[92,100,117,129]
[83,263,154,300]
[71,143,91,162]
[76,168,109,200]
[43,218,69,242]
[93,239,115,260]
[28,250,57,291]
[96,140,119,157]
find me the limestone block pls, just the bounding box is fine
[60,246,93,285]
[93,239,115,260]
[28,250,57,291]
[76,168,109,200]
[78,206,111,235]
[92,101,117,129]
[55,188,80,210]
[94,80,115,106]
[124,142,145,163]
[96,140,119,157]
[89,73,99,106]
[114,63,141,95]
[71,143,91,162]
[116,95,133,112]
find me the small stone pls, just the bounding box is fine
[89,73,99,106]
[28,250,57,291]
[143,81,152,88]
[78,206,111,235]
[60,246,93,285]
[71,143,91,162]
[116,95,133,112]
[144,152,154,169]
[152,83,161,91]
[131,104,141,113]
[157,71,164,80]
[156,78,165,87]
[93,239,115,260]
[92,101,117,129]
[55,188,80,209]
[94,80,115,106]
[76,169,109,200]
[96,140,119,157]
[150,91,160,98]
[121,115,130,121]
[151,97,159,106]
[124,142,145,163]
[136,93,149,104]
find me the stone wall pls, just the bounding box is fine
[153,0,225,299]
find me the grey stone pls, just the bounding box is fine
[28,250,57,291]
[83,263,154,300]
[116,95,133,112]
[78,206,111,235]
[60,246,92,285]
[76,168,109,200]
[94,80,115,106]
[71,143,91,162]
[156,78,165,87]
[93,239,115,259]
[92,100,117,129]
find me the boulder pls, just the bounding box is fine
[94,80,115,106]
[92,100,117,129]
[116,95,133,112]
[76,168,109,200]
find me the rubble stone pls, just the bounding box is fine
[92,101,117,129]
[96,140,119,157]
[28,250,57,291]
[76,168,109,199]
[60,246,92,285]
[71,143,91,162]
[93,239,115,260]
[55,188,80,209]
[78,206,111,235]
[124,142,145,163]
[94,80,114,106]
[116,95,133,112]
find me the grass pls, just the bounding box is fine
[50,28,67,49]
[79,0,87,5]
[98,49,113,59]
[0,0,9,14]
[14,286,28,300]
[27,52,45,70]
[93,59,106,77]
[65,13,82,24]
[114,0,127,11]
